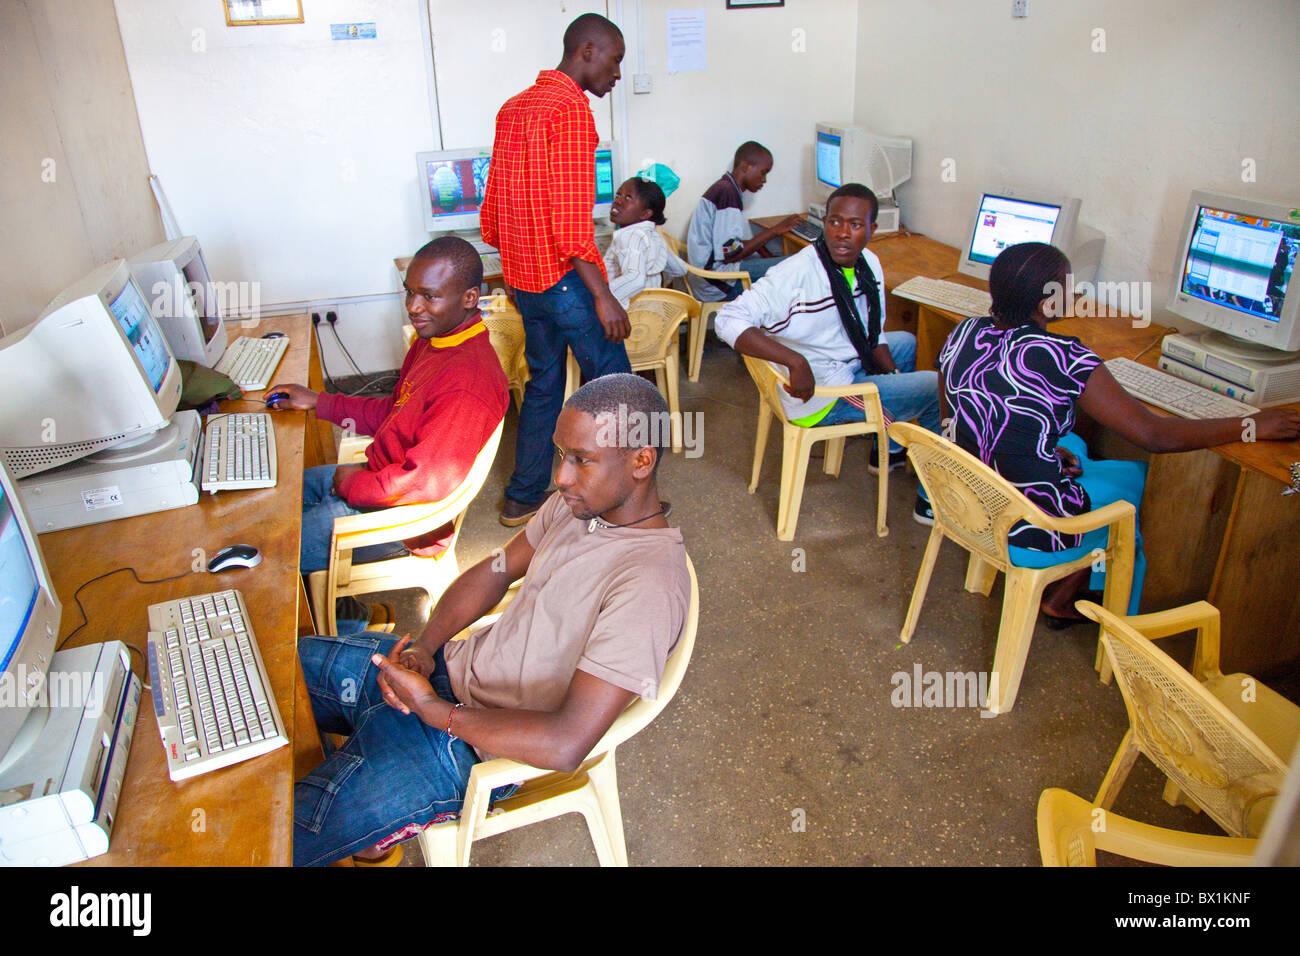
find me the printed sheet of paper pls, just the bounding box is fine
[666,9,707,73]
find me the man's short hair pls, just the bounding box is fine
[562,12,623,57]
[733,141,771,169]
[564,373,668,473]
[827,183,879,224]
[411,235,484,292]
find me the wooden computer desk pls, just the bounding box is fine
[44,313,329,866]
[755,216,1300,676]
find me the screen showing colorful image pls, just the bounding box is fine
[968,195,1062,265]
[0,485,39,672]
[108,279,171,393]
[816,132,842,189]
[1180,206,1298,324]
[424,156,490,220]
[594,148,615,205]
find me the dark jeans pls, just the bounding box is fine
[506,270,631,504]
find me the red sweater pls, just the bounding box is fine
[314,318,508,553]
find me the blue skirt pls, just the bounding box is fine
[1006,432,1147,615]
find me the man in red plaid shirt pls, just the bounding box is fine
[481,13,633,527]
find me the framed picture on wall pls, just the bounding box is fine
[223,0,304,26]
[725,0,785,8]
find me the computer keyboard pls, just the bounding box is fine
[200,413,277,493]
[480,252,502,277]
[892,276,994,317]
[791,219,823,242]
[145,588,288,781]
[1105,357,1260,419]
[213,335,289,390]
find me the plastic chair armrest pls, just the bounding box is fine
[465,756,555,793]
[768,365,882,402]
[1127,602,1223,680]
[329,496,464,551]
[686,263,750,285]
[1026,500,1135,537]
[338,435,373,464]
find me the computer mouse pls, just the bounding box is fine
[265,391,291,409]
[261,331,287,339]
[207,544,262,573]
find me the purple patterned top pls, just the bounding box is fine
[938,316,1102,551]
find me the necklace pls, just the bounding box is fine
[587,503,670,533]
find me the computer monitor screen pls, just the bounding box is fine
[966,195,1063,267]
[0,459,59,765]
[418,148,492,233]
[0,260,182,479]
[1178,205,1296,327]
[816,131,842,190]
[108,278,171,393]
[594,144,616,215]
[129,237,229,367]
[1167,190,1300,353]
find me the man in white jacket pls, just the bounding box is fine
[714,183,941,524]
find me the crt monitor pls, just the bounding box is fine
[957,190,1104,286]
[0,259,183,479]
[1166,189,1300,354]
[416,142,619,232]
[0,458,60,773]
[810,123,912,229]
[128,236,229,367]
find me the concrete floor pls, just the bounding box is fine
[341,334,1253,867]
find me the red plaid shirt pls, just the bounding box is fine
[481,70,606,293]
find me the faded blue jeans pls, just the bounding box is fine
[293,635,478,866]
[506,270,631,505]
[299,465,407,573]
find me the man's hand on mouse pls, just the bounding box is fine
[264,383,318,410]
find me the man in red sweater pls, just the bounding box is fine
[269,236,508,575]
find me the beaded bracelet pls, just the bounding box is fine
[445,702,464,740]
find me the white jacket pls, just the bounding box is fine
[714,243,887,420]
[602,221,686,308]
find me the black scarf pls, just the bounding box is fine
[813,236,883,375]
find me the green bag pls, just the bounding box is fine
[177,360,242,410]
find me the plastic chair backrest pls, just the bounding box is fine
[889,421,1053,567]
[741,354,795,426]
[1094,604,1288,837]
[623,289,694,366]
[480,295,528,384]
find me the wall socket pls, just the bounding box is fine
[1012,0,1029,17]
[633,73,652,94]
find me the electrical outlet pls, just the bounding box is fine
[1012,0,1028,17]
[633,73,652,94]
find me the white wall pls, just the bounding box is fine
[0,0,162,333]
[625,0,859,238]
[853,0,1300,321]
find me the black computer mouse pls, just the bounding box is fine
[262,331,287,339]
[265,391,291,409]
[208,544,263,573]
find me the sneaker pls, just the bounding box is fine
[912,494,935,527]
[868,446,909,476]
[500,497,543,527]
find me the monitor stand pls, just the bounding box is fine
[16,411,202,533]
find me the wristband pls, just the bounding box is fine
[445,702,464,740]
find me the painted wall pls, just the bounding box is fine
[852,0,1300,322]
[0,0,162,333]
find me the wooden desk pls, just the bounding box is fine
[44,314,324,866]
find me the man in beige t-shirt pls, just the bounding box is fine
[293,374,690,866]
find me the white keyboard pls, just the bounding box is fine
[1106,357,1260,419]
[145,589,288,781]
[201,413,277,493]
[214,335,289,390]
[893,276,993,317]
[791,218,823,242]
[480,252,502,277]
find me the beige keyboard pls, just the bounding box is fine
[1106,357,1259,419]
[214,335,289,390]
[893,276,993,317]
[201,413,277,492]
[146,588,287,781]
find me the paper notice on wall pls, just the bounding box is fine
[666,9,706,73]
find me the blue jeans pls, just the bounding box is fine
[293,636,479,866]
[815,331,941,501]
[507,271,631,504]
[300,465,407,574]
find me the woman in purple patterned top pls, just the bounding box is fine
[938,243,1300,625]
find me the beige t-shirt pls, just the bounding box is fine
[442,492,690,727]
